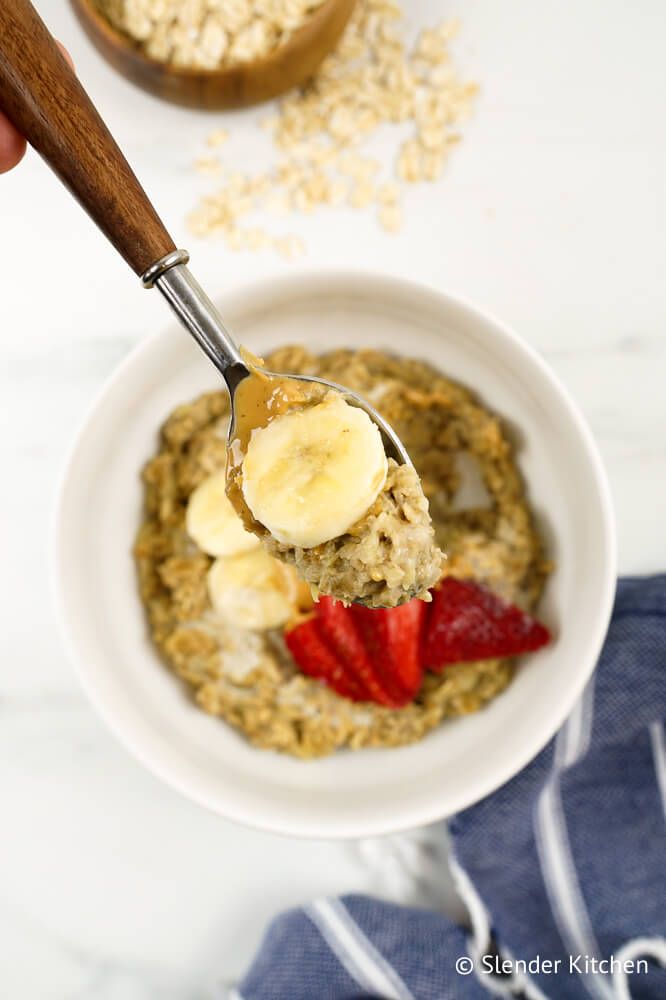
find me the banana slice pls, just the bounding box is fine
[241,394,388,548]
[186,469,260,557]
[207,549,300,630]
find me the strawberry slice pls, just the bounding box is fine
[285,596,427,707]
[422,578,551,670]
[350,599,426,705]
[315,597,395,706]
[286,580,550,704]
[284,616,367,702]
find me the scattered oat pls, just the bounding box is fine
[378,202,402,232]
[349,180,376,209]
[207,128,230,148]
[377,181,400,204]
[274,234,305,259]
[194,155,224,176]
[338,154,380,181]
[186,0,477,254]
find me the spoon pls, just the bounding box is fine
[0,0,410,468]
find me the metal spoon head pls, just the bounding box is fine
[151,264,410,465]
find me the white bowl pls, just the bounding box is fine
[54,272,616,838]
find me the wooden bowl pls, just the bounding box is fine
[70,0,357,110]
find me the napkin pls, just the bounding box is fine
[231,576,666,1000]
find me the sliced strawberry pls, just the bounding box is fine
[317,597,402,707]
[284,616,367,702]
[285,596,428,707]
[350,599,426,705]
[422,578,551,671]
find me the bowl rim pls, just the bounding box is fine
[52,269,617,838]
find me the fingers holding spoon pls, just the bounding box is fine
[0,42,72,174]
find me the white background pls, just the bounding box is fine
[1,1,665,997]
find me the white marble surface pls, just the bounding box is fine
[1,1,665,996]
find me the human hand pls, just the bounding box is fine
[0,43,72,174]
[0,112,26,174]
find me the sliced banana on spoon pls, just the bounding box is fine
[241,394,389,548]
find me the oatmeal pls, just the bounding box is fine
[264,458,443,607]
[134,347,550,757]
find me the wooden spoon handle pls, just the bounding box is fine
[0,0,175,276]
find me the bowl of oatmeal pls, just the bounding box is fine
[54,272,616,837]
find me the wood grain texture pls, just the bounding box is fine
[70,0,357,110]
[0,0,175,275]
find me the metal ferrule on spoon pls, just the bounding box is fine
[142,249,250,394]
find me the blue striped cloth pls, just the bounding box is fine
[232,576,666,1000]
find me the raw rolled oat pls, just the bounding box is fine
[188,0,477,253]
[97,0,329,69]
